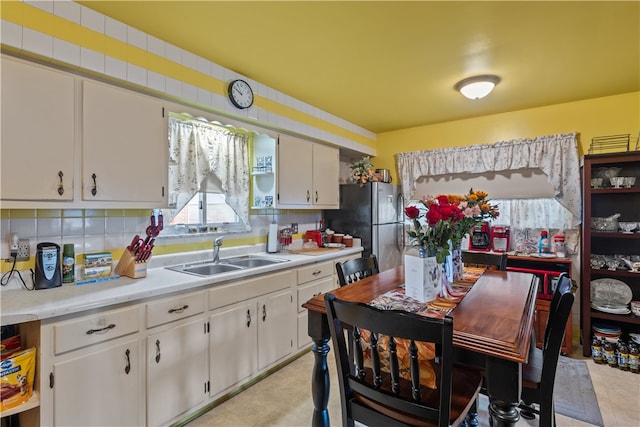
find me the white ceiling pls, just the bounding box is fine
[78,1,640,134]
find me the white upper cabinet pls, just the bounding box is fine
[277,134,339,209]
[277,135,313,206]
[312,142,340,207]
[82,81,167,204]
[1,56,75,201]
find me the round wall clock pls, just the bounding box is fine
[228,79,254,109]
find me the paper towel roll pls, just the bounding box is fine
[267,223,279,253]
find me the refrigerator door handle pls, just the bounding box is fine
[396,193,406,251]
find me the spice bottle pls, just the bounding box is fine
[604,340,618,368]
[628,343,639,374]
[617,340,629,371]
[539,231,551,254]
[591,336,604,364]
[62,243,75,283]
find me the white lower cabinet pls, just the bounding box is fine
[296,261,336,349]
[40,305,142,426]
[145,291,207,426]
[146,318,208,426]
[209,301,257,396]
[52,339,141,426]
[257,289,295,370]
[208,270,295,397]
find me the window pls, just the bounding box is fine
[169,192,245,232]
[167,113,251,234]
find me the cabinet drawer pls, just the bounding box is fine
[297,276,334,313]
[146,291,205,328]
[54,306,139,354]
[297,261,333,285]
[209,270,295,310]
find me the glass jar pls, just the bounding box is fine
[617,340,629,371]
[604,340,618,368]
[591,336,604,364]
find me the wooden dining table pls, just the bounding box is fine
[303,265,538,427]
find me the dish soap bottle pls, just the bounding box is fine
[539,230,551,254]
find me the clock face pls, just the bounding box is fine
[228,79,254,109]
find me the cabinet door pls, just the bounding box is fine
[1,57,74,200]
[82,81,167,203]
[209,302,257,396]
[312,143,339,207]
[52,339,140,426]
[277,135,312,206]
[258,289,294,370]
[146,319,207,426]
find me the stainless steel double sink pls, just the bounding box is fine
[166,255,290,277]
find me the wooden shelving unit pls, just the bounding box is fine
[581,152,640,357]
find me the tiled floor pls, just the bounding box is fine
[581,348,640,427]
[188,344,640,427]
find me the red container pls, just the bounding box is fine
[305,230,323,247]
[491,225,510,253]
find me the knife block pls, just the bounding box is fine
[114,249,149,279]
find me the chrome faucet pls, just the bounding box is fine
[213,236,224,263]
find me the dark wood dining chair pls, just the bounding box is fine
[324,293,483,427]
[335,255,379,286]
[518,272,576,426]
[461,250,508,270]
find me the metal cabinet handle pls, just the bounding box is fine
[168,304,189,314]
[155,339,161,363]
[315,191,319,203]
[57,171,64,196]
[312,270,322,276]
[262,304,267,322]
[306,190,311,202]
[86,323,115,335]
[91,173,97,196]
[246,309,251,328]
[125,349,131,374]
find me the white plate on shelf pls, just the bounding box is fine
[530,253,556,258]
[590,278,633,305]
[591,302,630,314]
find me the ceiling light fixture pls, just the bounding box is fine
[454,75,501,100]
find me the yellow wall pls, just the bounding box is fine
[374,92,640,181]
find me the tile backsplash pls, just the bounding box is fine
[0,209,321,263]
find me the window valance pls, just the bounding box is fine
[396,133,581,226]
[168,113,250,228]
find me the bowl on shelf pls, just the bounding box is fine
[591,216,619,232]
[609,176,625,188]
[590,178,603,188]
[594,167,622,180]
[619,222,638,233]
[623,176,636,188]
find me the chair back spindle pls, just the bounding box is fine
[336,255,380,286]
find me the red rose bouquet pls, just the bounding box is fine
[405,190,499,263]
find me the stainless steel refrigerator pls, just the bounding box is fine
[323,182,405,272]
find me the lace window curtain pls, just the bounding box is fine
[168,114,250,229]
[396,133,582,227]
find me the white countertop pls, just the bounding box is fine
[1,247,363,325]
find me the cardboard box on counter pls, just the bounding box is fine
[84,252,112,268]
[83,265,112,279]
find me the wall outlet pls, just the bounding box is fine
[291,223,298,234]
[16,240,30,261]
